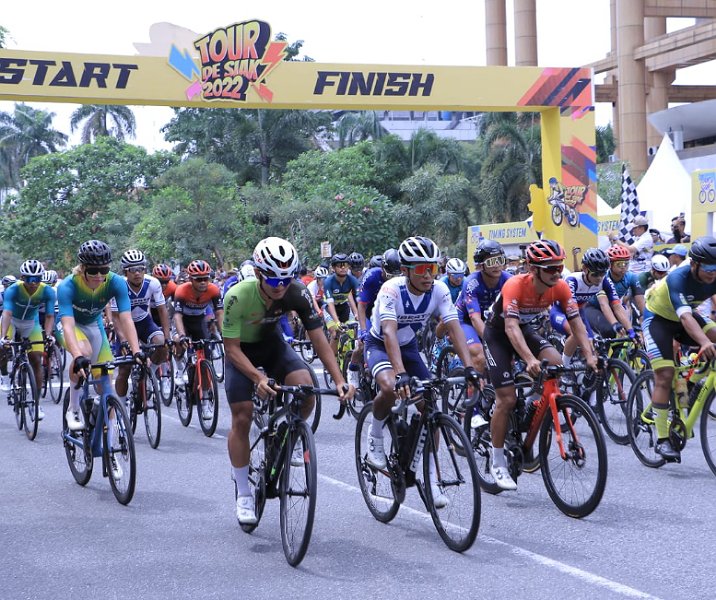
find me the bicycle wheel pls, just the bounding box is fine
[176,381,193,427]
[305,362,322,434]
[19,363,39,441]
[299,340,315,364]
[626,370,665,468]
[279,420,317,567]
[596,358,634,445]
[158,359,175,407]
[354,402,401,523]
[440,367,468,454]
[435,345,459,379]
[48,345,64,404]
[628,348,651,374]
[62,389,93,486]
[195,361,219,437]
[142,371,162,449]
[700,390,716,477]
[104,395,137,505]
[539,394,607,518]
[240,410,267,533]
[423,413,480,552]
[209,336,225,383]
[41,358,49,399]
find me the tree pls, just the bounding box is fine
[336,111,387,148]
[596,124,616,164]
[69,104,137,143]
[0,103,68,190]
[0,25,9,48]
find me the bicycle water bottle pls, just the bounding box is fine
[675,372,689,408]
[521,393,541,431]
[88,397,100,427]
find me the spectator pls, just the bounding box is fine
[667,213,691,243]
[616,215,653,274]
[666,244,689,271]
[637,254,669,290]
[649,228,665,244]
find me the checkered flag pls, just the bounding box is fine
[618,164,640,244]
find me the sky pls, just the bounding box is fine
[0,0,711,152]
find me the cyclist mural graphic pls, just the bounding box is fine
[547,177,586,228]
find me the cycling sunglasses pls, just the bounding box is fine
[698,262,716,273]
[191,276,211,282]
[589,270,607,279]
[23,275,42,284]
[85,266,110,276]
[482,255,506,268]
[535,263,564,274]
[611,260,629,268]
[262,274,293,288]
[126,266,146,274]
[332,262,349,268]
[408,263,439,277]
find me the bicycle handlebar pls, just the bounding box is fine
[391,375,466,415]
[266,379,346,397]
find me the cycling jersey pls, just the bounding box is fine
[161,279,177,301]
[223,279,322,343]
[439,275,463,304]
[173,282,223,317]
[57,272,130,326]
[357,267,386,319]
[368,277,457,346]
[222,275,239,298]
[456,271,512,323]
[2,282,56,322]
[109,274,165,322]
[306,279,326,306]
[565,273,619,308]
[645,264,716,322]
[588,271,643,308]
[324,273,360,305]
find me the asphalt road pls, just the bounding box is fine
[1,364,715,600]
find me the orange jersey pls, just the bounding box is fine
[161,279,177,301]
[173,282,223,317]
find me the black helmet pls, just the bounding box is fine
[348,252,364,269]
[331,253,349,266]
[368,255,383,269]
[473,239,505,264]
[78,240,112,266]
[581,248,610,272]
[382,248,401,276]
[689,236,716,265]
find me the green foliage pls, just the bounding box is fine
[596,124,616,164]
[69,104,137,144]
[0,26,8,49]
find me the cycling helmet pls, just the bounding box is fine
[473,239,505,264]
[41,269,58,285]
[689,236,716,265]
[239,263,256,281]
[651,255,670,273]
[446,257,467,275]
[314,266,329,279]
[19,259,45,277]
[330,253,349,266]
[368,255,383,269]
[152,264,173,281]
[120,249,146,269]
[186,259,212,278]
[525,239,566,264]
[382,249,401,275]
[348,252,364,269]
[78,240,112,266]
[398,236,440,265]
[2,275,16,287]
[253,237,300,278]
[581,248,610,273]
[606,244,631,262]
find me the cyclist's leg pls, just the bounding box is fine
[363,335,398,468]
[61,324,94,429]
[266,336,316,418]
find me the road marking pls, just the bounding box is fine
[319,473,663,600]
[163,413,227,439]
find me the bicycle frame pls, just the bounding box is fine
[62,368,114,456]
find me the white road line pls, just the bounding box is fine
[162,412,227,439]
[319,473,663,600]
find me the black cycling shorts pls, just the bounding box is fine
[643,312,713,369]
[182,315,209,342]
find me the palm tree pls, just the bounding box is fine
[69,104,137,144]
[336,111,387,148]
[0,103,68,189]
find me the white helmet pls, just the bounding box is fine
[252,237,299,278]
[239,263,256,281]
[42,269,58,284]
[20,259,45,277]
[651,254,670,273]
[2,275,17,287]
[120,249,146,269]
[315,266,329,279]
[446,257,466,275]
[398,236,440,265]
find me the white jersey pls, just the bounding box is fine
[110,274,165,322]
[629,231,654,274]
[369,276,458,346]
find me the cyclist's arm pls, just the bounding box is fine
[469,312,487,339]
[568,315,597,364]
[325,301,339,325]
[612,300,633,332]
[224,336,267,385]
[214,309,224,334]
[60,315,84,360]
[0,309,11,339]
[43,313,55,338]
[504,318,536,365]
[356,301,369,334]
[114,311,140,354]
[596,293,619,329]
[347,291,359,321]
[680,311,713,350]
[444,318,474,368]
[174,311,186,338]
[633,293,646,315]
[156,304,171,339]
[381,318,406,375]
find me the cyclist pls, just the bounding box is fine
[0,260,57,418]
[324,253,360,355]
[642,236,716,461]
[482,239,597,490]
[110,250,171,412]
[57,240,143,481]
[223,237,354,525]
[306,265,329,317]
[348,248,402,387]
[441,258,467,303]
[151,263,176,326]
[364,236,478,507]
[638,254,670,291]
[348,252,365,280]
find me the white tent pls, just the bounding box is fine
[597,194,618,216]
[636,134,692,235]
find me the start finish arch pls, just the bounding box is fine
[0,19,597,258]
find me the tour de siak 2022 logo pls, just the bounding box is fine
[168,19,287,103]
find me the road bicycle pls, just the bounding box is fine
[126,343,163,449]
[468,362,608,518]
[41,338,64,405]
[626,350,716,474]
[156,346,176,407]
[333,355,373,421]
[240,380,342,566]
[4,338,42,441]
[323,321,358,387]
[175,338,220,437]
[355,375,481,552]
[290,317,315,364]
[207,326,224,383]
[61,356,138,505]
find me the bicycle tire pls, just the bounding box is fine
[626,370,665,468]
[279,420,317,567]
[464,414,503,495]
[20,363,39,441]
[299,340,315,364]
[354,402,401,523]
[195,360,219,437]
[158,359,175,407]
[305,362,322,434]
[596,358,634,445]
[209,335,225,383]
[539,394,607,518]
[104,395,137,505]
[41,357,49,399]
[48,345,64,404]
[628,348,651,374]
[62,388,93,486]
[240,410,267,533]
[440,367,468,454]
[435,345,460,379]
[423,413,480,552]
[11,365,23,431]
[143,370,162,449]
[700,389,716,477]
[176,380,193,427]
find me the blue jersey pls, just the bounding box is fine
[565,273,619,308]
[324,273,360,305]
[357,267,385,318]
[3,282,56,322]
[57,272,131,326]
[588,271,644,308]
[439,275,463,304]
[456,271,512,323]
[646,263,716,321]
[222,275,239,298]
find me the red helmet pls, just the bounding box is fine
[186,260,212,278]
[152,264,173,281]
[606,244,631,262]
[525,240,566,264]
